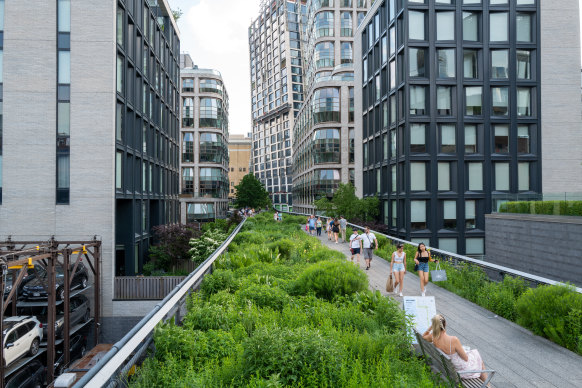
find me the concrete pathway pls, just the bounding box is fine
[310,231,582,388]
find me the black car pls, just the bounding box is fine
[21,262,89,300]
[4,360,45,388]
[18,294,91,338]
[3,266,40,298]
[54,334,87,376]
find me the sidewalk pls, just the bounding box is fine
[311,231,582,388]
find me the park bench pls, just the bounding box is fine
[414,328,495,388]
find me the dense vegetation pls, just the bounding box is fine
[499,200,582,216]
[369,234,582,356]
[130,213,439,387]
[314,183,379,222]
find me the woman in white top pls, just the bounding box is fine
[390,243,406,296]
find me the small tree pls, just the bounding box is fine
[314,183,380,221]
[171,8,183,22]
[148,224,201,272]
[234,174,271,209]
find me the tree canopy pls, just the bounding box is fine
[234,174,271,209]
[314,183,379,221]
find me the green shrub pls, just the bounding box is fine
[233,231,266,245]
[200,269,238,297]
[294,260,368,300]
[236,284,290,311]
[499,200,582,216]
[516,284,582,353]
[266,238,295,260]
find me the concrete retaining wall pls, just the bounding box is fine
[485,213,582,286]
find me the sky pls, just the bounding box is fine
[169,0,261,136]
[168,0,582,136]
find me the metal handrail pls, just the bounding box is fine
[283,210,582,294]
[73,218,247,388]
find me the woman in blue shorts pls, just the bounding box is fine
[414,242,437,297]
[390,243,406,297]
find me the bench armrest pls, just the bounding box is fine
[457,370,495,388]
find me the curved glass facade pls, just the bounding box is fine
[199,167,228,198]
[313,169,340,199]
[313,129,340,164]
[187,203,215,222]
[199,97,225,128]
[200,78,224,95]
[341,11,353,37]
[314,42,334,69]
[182,98,194,127]
[315,11,334,38]
[182,132,194,162]
[199,132,228,164]
[313,87,340,123]
[181,167,194,194]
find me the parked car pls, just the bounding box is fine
[3,266,40,298]
[54,334,88,376]
[18,294,91,338]
[2,316,43,366]
[4,359,46,388]
[21,262,89,301]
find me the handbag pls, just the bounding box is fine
[431,262,447,282]
[386,274,394,293]
[414,264,419,272]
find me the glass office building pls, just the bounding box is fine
[355,0,543,256]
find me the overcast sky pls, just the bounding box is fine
[169,0,582,136]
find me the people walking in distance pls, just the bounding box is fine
[316,217,323,236]
[339,216,347,242]
[332,218,340,243]
[327,218,334,240]
[278,212,282,222]
[414,242,437,297]
[308,215,316,235]
[390,243,407,297]
[361,227,378,270]
[423,315,490,383]
[349,230,362,264]
[274,212,279,222]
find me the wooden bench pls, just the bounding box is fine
[414,328,495,388]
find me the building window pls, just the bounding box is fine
[410,86,426,115]
[391,165,396,193]
[495,162,510,191]
[389,26,396,56]
[492,87,509,116]
[200,167,228,198]
[437,49,455,78]
[437,12,455,41]
[349,129,355,163]
[313,169,340,199]
[349,87,354,122]
[200,133,227,164]
[463,49,479,79]
[187,203,215,222]
[466,238,484,255]
[316,11,334,38]
[411,162,426,191]
[491,50,509,79]
[494,125,509,153]
[313,129,340,164]
[411,200,427,230]
[465,125,477,153]
[438,162,451,191]
[182,78,194,92]
[409,11,425,41]
[443,200,456,229]
[519,162,530,191]
[341,42,353,64]
[181,133,194,162]
[517,125,530,153]
[463,11,479,41]
[410,124,426,153]
[468,162,483,191]
[312,88,340,123]
[390,129,396,157]
[516,13,532,42]
[181,168,194,194]
[465,200,476,229]
[490,12,508,42]
[439,238,457,253]
[341,11,352,37]
[517,50,532,79]
[391,199,397,226]
[390,60,396,89]
[440,124,456,153]
[200,98,225,128]
[517,88,532,116]
[381,36,388,63]
[376,169,381,194]
[465,86,482,115]
[437,86,452,115]
[315,42,334,69]
[116,54,123,94]
[410,48,427,77]
[182,98,194,127]
[115,152,122,189]
[200,78,224,95]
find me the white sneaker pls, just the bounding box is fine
[421,291,425,297]
[399,292,403,297]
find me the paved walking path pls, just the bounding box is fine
[310,231,582,388]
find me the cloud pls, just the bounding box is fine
[173,0,261,135]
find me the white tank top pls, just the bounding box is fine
[393,251,405,263]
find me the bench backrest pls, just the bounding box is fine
[414,329,461,385]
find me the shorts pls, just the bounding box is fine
[364,248,374,259]
[392,263,405,272]
[417,262,429,272]
[351,247,361,255]
[309,226,315,231]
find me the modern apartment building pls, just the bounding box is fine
[179,56,230,222]
[0,0,180,318]
[228,134,252,202]
[355,0,582,256]
[292,0,370,214]
[248,0,307,211]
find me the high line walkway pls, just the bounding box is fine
[309,231,582,388]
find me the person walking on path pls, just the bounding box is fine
[423,314,490,383]
[274,212,279,222]
[308,215,316,235]
[361,227,378,270]
[327,218,334,240]
[414,242,437,297]
[278,212,282,222]
[390,243,407,296]
[332,218,340,243]
[349,230,362,264]
[316,217,323,236]
[339,216,347,242]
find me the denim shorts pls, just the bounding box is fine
[392,263,405,272]
[417,262,429,272]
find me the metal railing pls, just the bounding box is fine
[283,210,582,294]
[73,218,247,388]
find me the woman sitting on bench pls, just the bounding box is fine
[423,314,489,383]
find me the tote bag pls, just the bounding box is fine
[431,263,447,282]
[385,273,394,293]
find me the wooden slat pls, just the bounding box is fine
[114,276,187,300]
